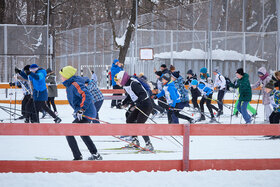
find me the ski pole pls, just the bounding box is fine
[253,89,262,124]
[205,97,233,109]
[230,88,236,124]
[135,105,183,146]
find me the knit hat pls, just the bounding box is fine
[160,64,167,68]
[200,67,207,74]
[46,68,53,74]
[171,71,180,79]
[191,79,198,86]
[116,71,130,86]
[162,73,171,82]
[170,65,175,71]
[113,59,119,63]
[30,64,39,69]
[187,69,194,76]
[236,68,244,76]
[155,71,162,77]
[139,72,144,77]
[275,71,280,77]
[23,65,30,71]
[213,68,219,73]
[59,66,77,79]
[265,80,274,90]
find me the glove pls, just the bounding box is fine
[76,110,84,121]
[168,106,175,111]
[25,70,31,75]
[15,67,21,74]
[9,82,15,87]
[152,95,158,99]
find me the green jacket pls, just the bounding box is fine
[232,73,252,102]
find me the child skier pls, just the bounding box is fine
[59,66,102,160]
[115,71,154,151]
[265,81,280,124]
[155,74,195,124]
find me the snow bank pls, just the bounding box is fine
[154,48,266,62]
[1,170,280,187]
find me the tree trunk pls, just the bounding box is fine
[0,0,5,24]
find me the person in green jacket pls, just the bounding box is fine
[232,88,257,117]
[230,68,252,124]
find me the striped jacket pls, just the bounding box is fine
[86,79,104,103]
[270,90,280,112]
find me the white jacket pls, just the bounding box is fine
[214,73,226,90]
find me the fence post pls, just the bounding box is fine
[182,123,190,171]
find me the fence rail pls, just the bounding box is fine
[0,123,279,173]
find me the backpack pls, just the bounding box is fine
[219,75,232,91]
[132,75,153,96]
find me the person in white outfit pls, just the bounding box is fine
[213,68,226,117]
[251,67,272,122]
[91,70,98,83]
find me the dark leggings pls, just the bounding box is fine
[47,97,57,112]
[200,94,219,118]
[167,103,193,124]
[217,89,226,112]
[269,111,280,124]
[34,101,57,123]
[126,99,153,143]
[66,118,98,159]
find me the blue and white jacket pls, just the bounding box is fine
[198,82,213,96]
[270,90,280,112]
[156,81,180,107]
[63,76,96,119]
[174,76,189,102]
[20,68,48,101]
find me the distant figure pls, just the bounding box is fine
[46,68,58,115]
[91,70,98,83]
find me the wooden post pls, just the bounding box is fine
[182,123,190,171]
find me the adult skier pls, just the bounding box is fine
[213,68,226,117]
[60,66,102,160]
[264,81,280,124]
[110,59,124,108]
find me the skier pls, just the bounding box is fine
[160,64,169,75]
[272,71,280,90]
[154,73,195,124]
[264,81,280,124]
[16,64,61,123]
[171,71,190,123]
[230,68,252,124]
[251,67,272,122]
[59,65,102,160]
[213,68,226,117]
[115,71,154,151]
[45,68,58,115]
[185,70,200,110]
[198,67,219,122]
[110,59,123,108]
[84,77,104,123]
[151,71,165,118]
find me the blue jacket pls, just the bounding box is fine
[156,81,180,107]
[63,76,96,119]
[198,82,213,96]
[174,76,189,102]
[111,62,123,86]
[20,68,48,101]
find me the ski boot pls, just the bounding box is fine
[73,155,83,160]
[198,115,206,122]
[124,137,140,149]
[216,110,223,117]
[144,141,154,152]
[54,117,62,123]
[88,153,103,160]
[209,117,216,123]
[41,110,47,119]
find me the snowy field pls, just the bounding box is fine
[0,93,280,186]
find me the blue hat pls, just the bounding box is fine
[200,67,207,74]
[30,64,39,69]
[191,79,198,86]
[113,59,119,63]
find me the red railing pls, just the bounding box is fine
[0,123,279,173]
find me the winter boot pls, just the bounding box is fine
[54,117,62,123]
[24,118,30,123]
[209,117,216,123]
[216,110,223,117]
[73,155,83,160]
[144,141,154,151]
[198,115,206,121]
[124,137,140,149]
[88,153,103,160]
[17,115,25,120]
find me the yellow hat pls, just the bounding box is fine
[59,66,77,79]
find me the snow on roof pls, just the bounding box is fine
[154,48,266,62]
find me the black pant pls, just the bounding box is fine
[200,94,219,118]
[66,118,98,159]
[21,94,31,116]
[34,101,57,123]
[166,103,193,124]
[217,89,226,112]
[47,97,57,112]
[23,96,37,122]
[190,87,200,109]
[111,85,122,107]
[151,98,164,114]
[126,99,153,143]
[269,111,280,124]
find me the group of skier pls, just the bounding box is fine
[9,59,280,160]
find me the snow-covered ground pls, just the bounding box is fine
[0,98,280,186]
